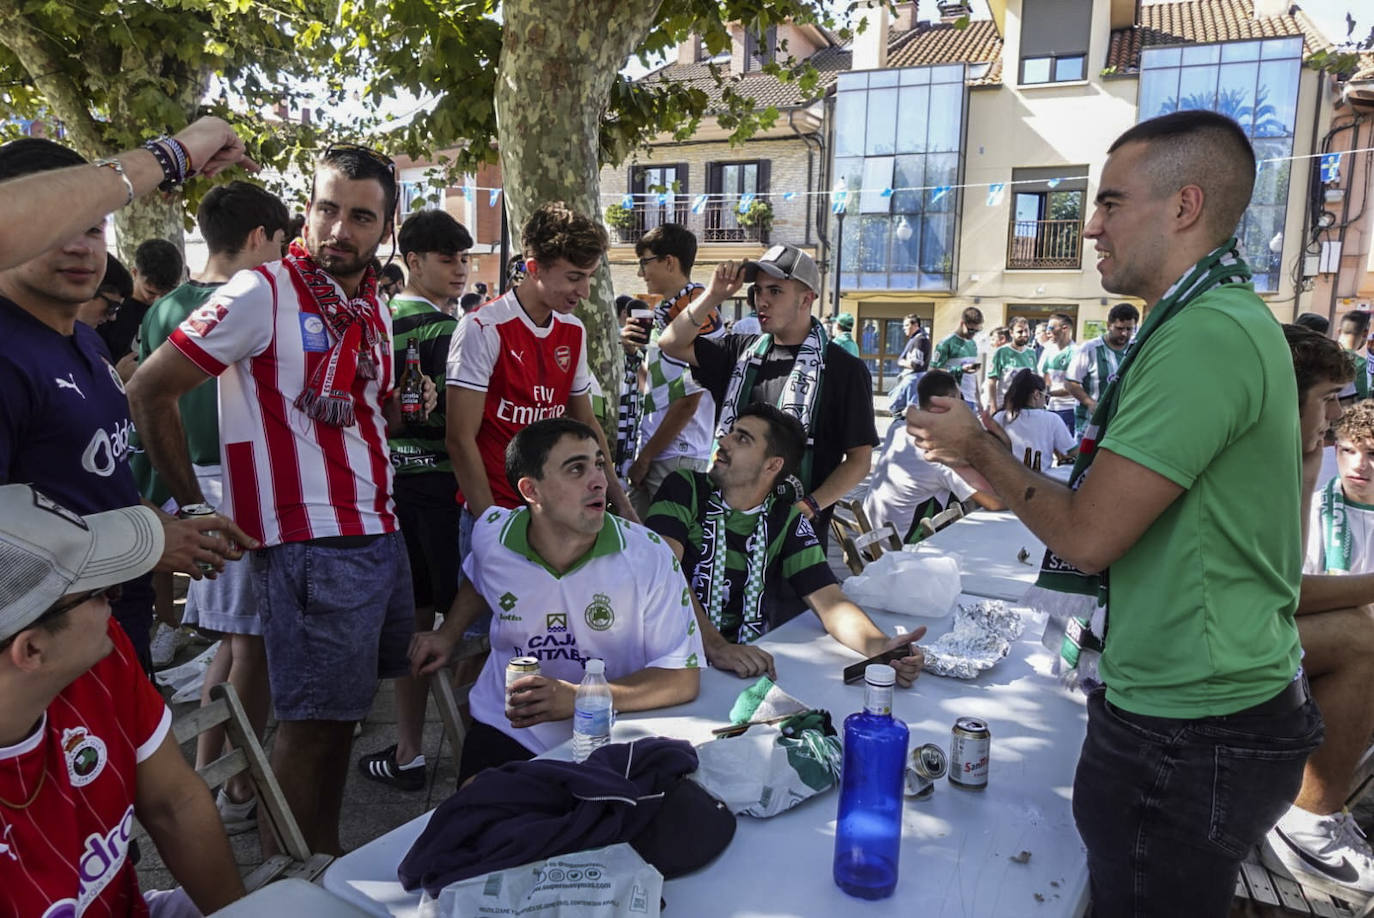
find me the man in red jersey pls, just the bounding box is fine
[0,483,243,917]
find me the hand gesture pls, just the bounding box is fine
[505,674,577,729]
[620,314,649,353]
[879,627,927,688]
[706,261,746,302]
[171,117,258,178]
[410,628,458,677]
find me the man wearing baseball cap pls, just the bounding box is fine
[0,484,244,917]
[657,243,878,555]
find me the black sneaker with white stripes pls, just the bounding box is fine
[357,744,426,791]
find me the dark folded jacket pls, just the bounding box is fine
[399,737,699,897]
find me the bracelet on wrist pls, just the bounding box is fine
[142,135,188,191]
[801,494,821,517]
[92,158,135,208]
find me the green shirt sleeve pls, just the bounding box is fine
[931,336,952,370]
[1099,306,1264,489]
[644,469,701,549]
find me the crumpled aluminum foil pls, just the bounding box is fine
[922,600,1026,679]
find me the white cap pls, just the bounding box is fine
[585,659,606,675]
[865,663,896,687]
[0,484,164,642]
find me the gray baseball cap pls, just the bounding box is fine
[744,244,821,295]
[0,485,163,642]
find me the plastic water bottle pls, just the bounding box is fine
[571,659,613,763]
[833,664,908,900]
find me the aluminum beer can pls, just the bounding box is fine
[179,503,219,574]
[905,743,948,799]
[506,656,540,691]
[949,717,991,790]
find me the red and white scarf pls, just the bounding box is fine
[285,240,386,428]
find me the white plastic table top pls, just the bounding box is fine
[211,878,374,916]
[324,599,1089,918]
[910,510,1048,602]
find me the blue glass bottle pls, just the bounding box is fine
[833,663,908,900]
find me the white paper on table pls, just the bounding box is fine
[842,552,961,617]
[434,844,662,917]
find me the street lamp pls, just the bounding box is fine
[832,178,849,316]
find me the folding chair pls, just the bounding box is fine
[830,498,902,574]
[428,634,491,779]
[172,682,333,890]
[917,502,965,539]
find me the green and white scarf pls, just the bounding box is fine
[1318,476,1355,573]
[1028,240,1253,659]
[1074,338,1126,429]
[717,318,828,487]
[703,492,773,644]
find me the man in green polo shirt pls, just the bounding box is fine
[129,179,290,834]
[985,316,1036,411]
[645,403,923,685]
[907,110,1321,916]
[358,208,472,792]
[931,306,983,409]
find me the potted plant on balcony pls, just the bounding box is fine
[604,203,636,241]
[737,198,774,236]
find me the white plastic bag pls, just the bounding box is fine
[692,714,841,818]
[433,844,662,918]
[842,552,961,618]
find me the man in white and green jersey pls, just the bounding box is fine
[128,179,289,833]
[985,316,1036,411]
[410,418,702,784]
[359,208,473,792]
[1066,302,1137,435]
[931,305,984,409]
[1337,309,1369,402]
[1038,312,1077,432]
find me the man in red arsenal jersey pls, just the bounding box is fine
[0,484,244,917]
[445,202,635,525]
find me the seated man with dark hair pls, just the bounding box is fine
[0,484,244,917]
[645,403,925,683]
[865,371,1004,542]
[410,417,702,784]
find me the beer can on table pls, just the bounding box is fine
[905,743,948,799]
[949,717,990,790]
[506,656,540,691]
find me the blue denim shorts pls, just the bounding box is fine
[250,531,414,721]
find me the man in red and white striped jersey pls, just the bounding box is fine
[128,145,432,857]
[0,483,244,917]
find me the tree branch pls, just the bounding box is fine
[0,1,110,158]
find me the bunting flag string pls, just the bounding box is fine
[412,144,1373,213]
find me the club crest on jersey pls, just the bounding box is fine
[584,593,614,631]
[62,727,107,787]
[100,358,126,395]
[554,345,572,372]
[187,301,229,337]
[546,613,568,632]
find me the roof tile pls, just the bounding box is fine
[1105,0,1332,74]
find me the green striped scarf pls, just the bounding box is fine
[1318,476,1354,573]
[1029,240,1253,668]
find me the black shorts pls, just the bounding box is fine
[393,473,462,613]
[458,720,536,785]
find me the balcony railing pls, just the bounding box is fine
[617,202,691,244]
[1007,219,1083,269]
[703,200,767,243]
[612,199,768,245]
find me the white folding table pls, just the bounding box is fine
[323,599,1090,917]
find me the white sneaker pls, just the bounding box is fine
[1261,808,1374,899]
[150,624,191,669]
[215,788,257,835]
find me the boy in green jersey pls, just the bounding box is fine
[360,208,473,792]
[131,180,290,834]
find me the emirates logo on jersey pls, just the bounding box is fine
[554,345,571,372]
[62,726,107,788]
